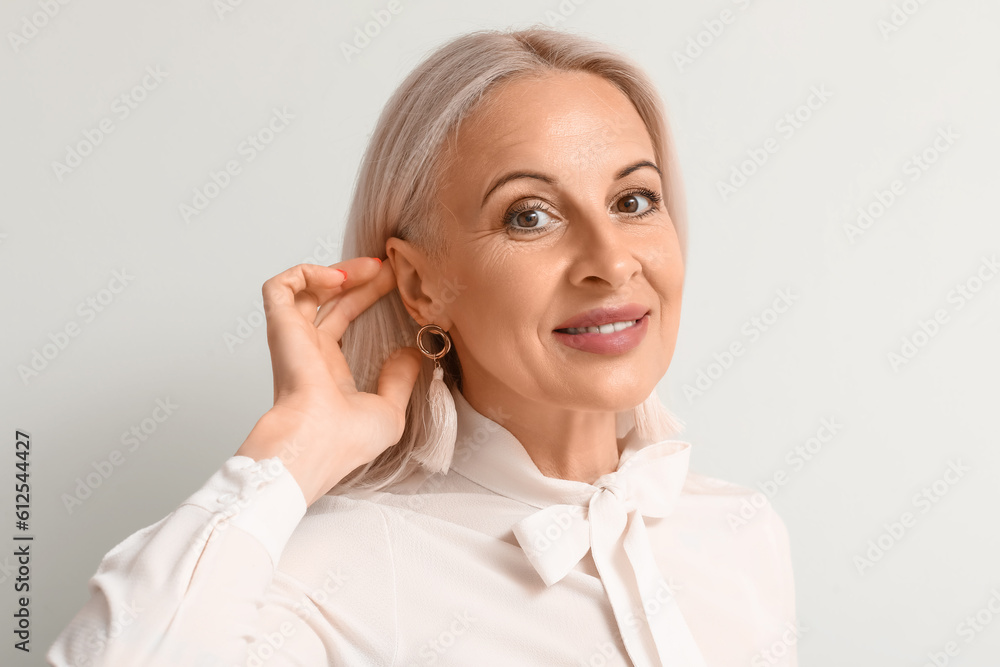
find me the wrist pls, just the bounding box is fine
[236,418,359,506]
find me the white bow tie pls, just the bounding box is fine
[512,441,707,667]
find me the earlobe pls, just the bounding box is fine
[385,237,452,329]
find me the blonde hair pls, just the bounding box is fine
[335,26,689,491]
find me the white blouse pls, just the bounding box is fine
[47,385,799,666]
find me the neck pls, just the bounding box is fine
[460,380,623,484]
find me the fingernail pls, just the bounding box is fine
[374,257,382,265]
[336,269,348,279]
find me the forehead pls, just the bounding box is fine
[439,70,654,178]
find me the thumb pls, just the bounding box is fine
[376,346,424,419]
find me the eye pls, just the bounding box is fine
[615,190,659,216]
[503,202,555,234]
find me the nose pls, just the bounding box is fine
[565,209,642,290]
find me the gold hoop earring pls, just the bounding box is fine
[412,324,457,474]
[416,323,451,359]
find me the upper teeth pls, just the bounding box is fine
[562,319,638,335]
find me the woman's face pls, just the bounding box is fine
[390,70,684,415]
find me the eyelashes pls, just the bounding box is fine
[501,187,664,235]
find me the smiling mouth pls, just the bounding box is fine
[554,318,643,335]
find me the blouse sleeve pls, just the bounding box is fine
[45,455,330,667]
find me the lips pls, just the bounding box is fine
[553,303,650,331]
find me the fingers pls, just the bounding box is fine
[262,257,381,325]
[315,258,399,339]
[313,257,392,327]
[376,346,424,425]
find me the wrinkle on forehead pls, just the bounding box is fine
[438,70,651,189]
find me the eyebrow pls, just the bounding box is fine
[480,160,662,208]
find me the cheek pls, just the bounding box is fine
[645,243,684,341]
[452,255,545,346]
[648,226,684,293]
[655,272,683,334]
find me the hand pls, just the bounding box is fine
[235,257,423,507]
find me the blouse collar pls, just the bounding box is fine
[445,384,708,666]
[446,383,691,510]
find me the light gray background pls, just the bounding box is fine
[2,0,999,664]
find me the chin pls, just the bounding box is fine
[561,379,659,414]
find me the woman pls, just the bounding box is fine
[47,27,798,666]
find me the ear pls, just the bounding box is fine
[385,237,454,329]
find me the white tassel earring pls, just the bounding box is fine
[632,389,685,442]
[413,323,458,475]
